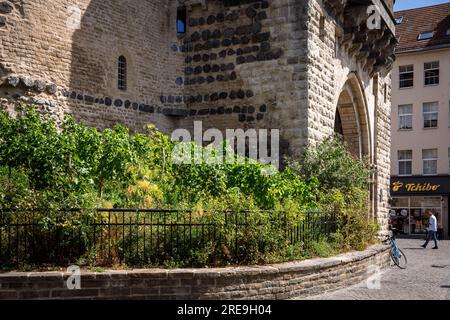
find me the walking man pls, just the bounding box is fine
[422,210,438,249]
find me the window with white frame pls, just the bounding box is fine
[424,61,439,85]
[399,65,414,88]
[423,149,438,175]
[398,150,412,176]
[418,31,434,40]
[423,102,438,128]
[398,104,413,129]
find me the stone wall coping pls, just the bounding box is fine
[0,244,389,280]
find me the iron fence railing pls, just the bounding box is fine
[0,209,338,268]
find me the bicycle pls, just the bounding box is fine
[388,228,407,269]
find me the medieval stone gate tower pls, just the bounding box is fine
[0,0,396,234]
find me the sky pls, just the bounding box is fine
[394,0,450,11]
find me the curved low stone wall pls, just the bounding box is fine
[0,244,389,300]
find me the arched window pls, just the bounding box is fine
[118,56,127,91]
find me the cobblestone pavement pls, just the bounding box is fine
[305,239,450,300]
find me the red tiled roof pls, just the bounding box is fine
[394,3,450,53]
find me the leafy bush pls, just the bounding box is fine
[0,106,379,268]
[289,137,371,192]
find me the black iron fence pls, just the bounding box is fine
[0,209,338,268]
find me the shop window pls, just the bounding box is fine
[399,65,414,88]
[422,149,438,175]
[398,104,412,130]
[424,61,439,86]
[423,102,438,128]
[118,56,127,91]
[398,150,412,176]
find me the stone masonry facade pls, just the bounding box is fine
[0,0,396,232]
[0,244,389,300]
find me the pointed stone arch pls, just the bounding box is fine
[334,72,372,160]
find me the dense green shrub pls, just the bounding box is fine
[0,106,379,268]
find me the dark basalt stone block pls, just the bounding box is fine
[184,67,194,75]
[105,97,112,106]
[252,32,270,43]
[242,106,248,114]
[247,116,255,122]
[77,94,83,100]
[0,2,13,13]
[34,80,46,92]
[124,100,131,108]
[240,36,250,45]
[193,54,201,62]
[236,56,246,65]
[246,55,256,63]
[202,30,211,41]
[204,94,210,102]
[225,108,233,114]
[236,48,243,56]
[189,18,198,27]
[176,77,183,85]
[114,99,123,107]
[207,15,216,25]
[194,66,202,75]
[198,108,210,116]
[248,105,255,113]
[243,46,253,54]
[210,53,218,60]
[245,7,257,18]
[251,22,262,34]
[197,76,205,84]
[226,12,239,22]
[229,71,237,80]
[223,28,235,38]
[218,107,225,114]
[198,17,205,25]
[207,76,215,83]
[220,64,227,72]
[20,77,33,88]
[256,11,268,21]
[212,64,220,72]
[210,108,217,115]
[257,52,266,61]
[260,42,271,52]
[238,114,246,122]
[216,13,224,23]
[218,50,227,58]
[175,96,183,103]
[231,37,240,45]
[257,113,264,121]
[207,40,217,49]
[202,54,210,62]
[191,32,201,42]
[203,64,211,73]
[236,25,251,35]
[212,29,222,38]
[196,95,203,103]
[221,38,232,46]
[230,91,237,100]
[219,92,228,100]
[132,103,139,110]
[216,74,224,81]
[210,93,219,101]
[227,49,236,56]
[85,95,95,104]
[233,106,241,113]
[260,104,267,112]
[190,109,197,116]
[246,90,254,98]
[237,90,245,99]
[168,95,175,103]
[194,43,203,51]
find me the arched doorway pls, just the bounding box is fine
[334,74,371,160]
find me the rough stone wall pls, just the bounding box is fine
[0,0,183,132]
[178,0,308,158]
[0,244,389,300]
